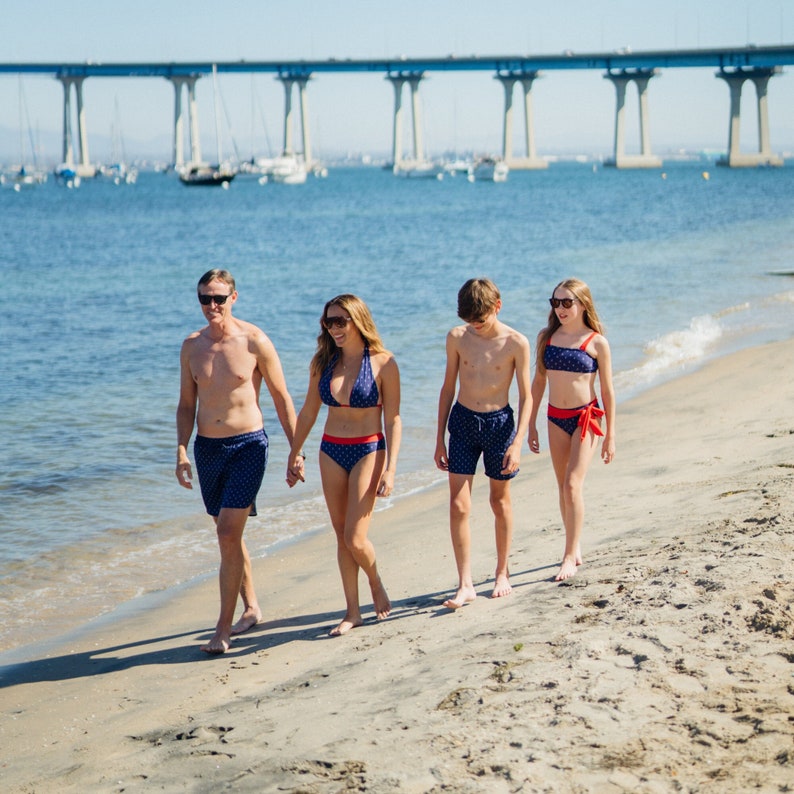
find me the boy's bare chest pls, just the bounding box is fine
[459,339,511,373]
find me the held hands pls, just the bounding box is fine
[286,454,306,487]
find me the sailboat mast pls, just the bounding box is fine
[18,76,25,166]
[212,64,222,165]
[250,73,255,163]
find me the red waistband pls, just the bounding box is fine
[547,399,605,441]
[322,433,384,445]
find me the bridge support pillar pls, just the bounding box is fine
[716,67,783,167]
[409,76,426,164]
[388,76,406,172]
[59,77,96,177]
[170,76,202,168]
[387,73,427,172]
[495,73,547,170]
[604,69,662,169]
[278,76,313,167]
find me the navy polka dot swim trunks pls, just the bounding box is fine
[447,402,517,481]
[194,429,269,516]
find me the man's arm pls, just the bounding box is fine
[176,339,198,489]
[253,331,298,447]
[286,370,322,487]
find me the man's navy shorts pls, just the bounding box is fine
[194,429,269,516]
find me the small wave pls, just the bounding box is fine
[616,313,724,393]
[768,289,794,305]
[714,301,751,318]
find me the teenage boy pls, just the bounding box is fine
[434,278,532,608]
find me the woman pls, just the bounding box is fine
[287,294,401,635]
[528,278,615,582]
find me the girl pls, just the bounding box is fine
[528,278,615,581]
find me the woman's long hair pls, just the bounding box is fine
[537,278,604,374]
[310,294,387,376]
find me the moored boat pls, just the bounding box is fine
[472,157,509,182]
[393,159,444,180]
[179,164,236,187]
[54,163,81,188]
[269,154,308,185]
[443,158,474,177]
[1,165,48,190]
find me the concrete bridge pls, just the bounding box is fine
[2,44,793,173]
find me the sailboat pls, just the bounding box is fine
[180,65,236,187]
[471,156,509,182]
[179,163,236,186]
[1,77,48,190]
[100,96,138,184]
[237,76,311,185]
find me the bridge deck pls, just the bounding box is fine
[1,45,793,79]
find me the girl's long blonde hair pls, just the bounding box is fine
[310,294,387,376]
[537,278,604,374]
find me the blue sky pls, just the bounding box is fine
[1,0,793,163]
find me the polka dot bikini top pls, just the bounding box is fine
[319,344,382,408]
[543,331,598,373]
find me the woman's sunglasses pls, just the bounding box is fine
[322,315,352,330]
[549,297,576,309]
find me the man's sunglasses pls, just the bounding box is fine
[198,293,233,306]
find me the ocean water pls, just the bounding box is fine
[2,162,793,655]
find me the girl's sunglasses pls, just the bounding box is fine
[549,297,576,309]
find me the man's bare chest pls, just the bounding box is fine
[191,345,256,389]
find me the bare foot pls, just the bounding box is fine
[200,630,231,655]
[371,578,391,620]
[491,574,512,599]
[231,606,262,635]
[443,586,477,610]
[329,617,363,636]
[554,556,578,582]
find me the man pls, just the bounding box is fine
[176,269,301,654]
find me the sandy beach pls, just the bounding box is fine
[1,339,792,793]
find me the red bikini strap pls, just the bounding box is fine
[579,331,598,351]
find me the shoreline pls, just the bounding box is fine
[2,280,792,657]
[2,337,793,792]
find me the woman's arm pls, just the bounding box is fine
[377,354,401,497]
